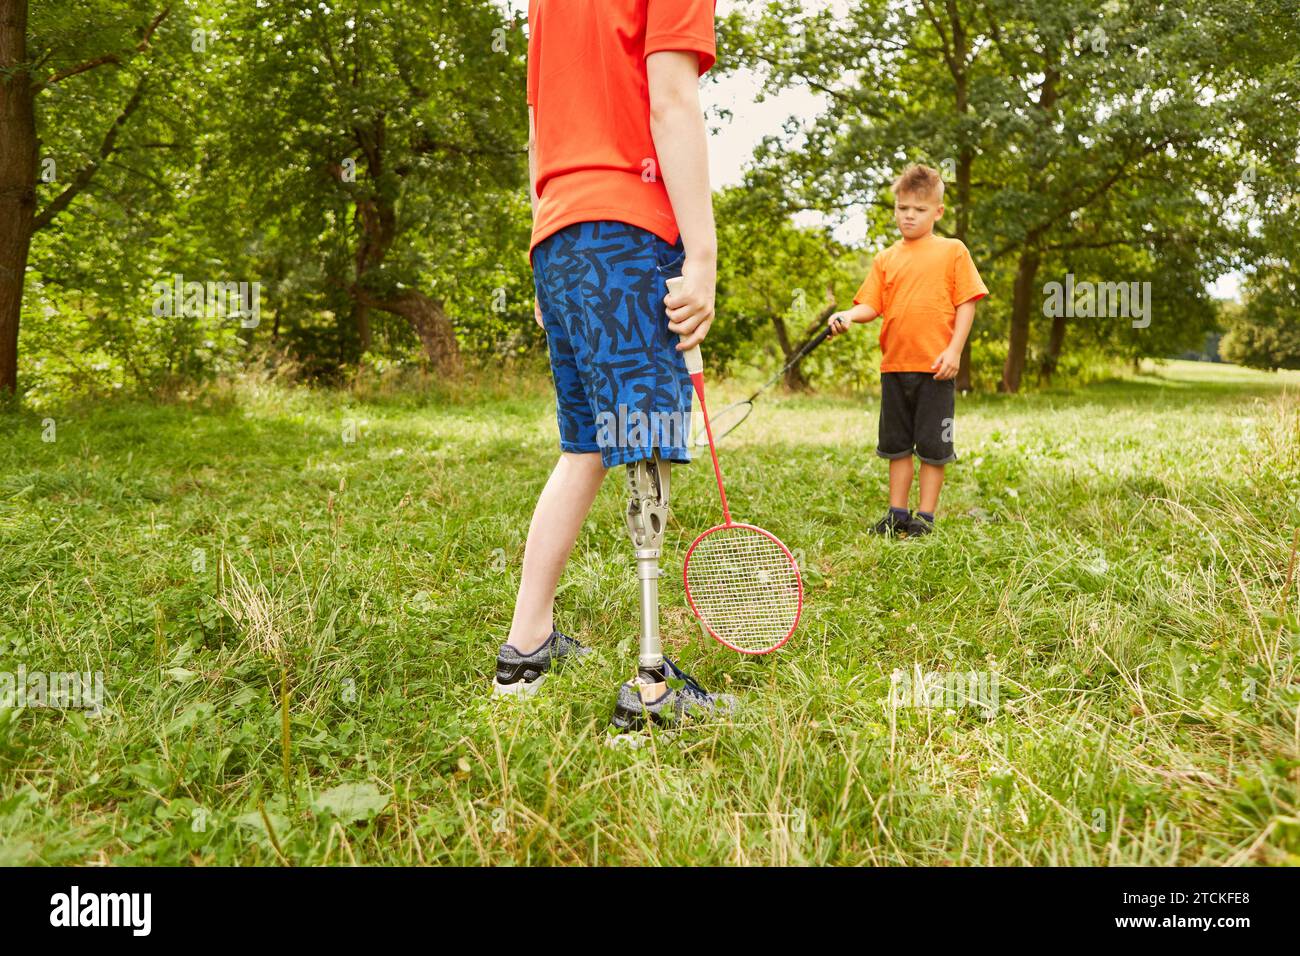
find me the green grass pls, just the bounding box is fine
[1,359,1298,865]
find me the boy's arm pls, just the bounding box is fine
[829,255,884,335]
[932,299,977,380]
[827,302,879,336]
[529,106,542,327]
[647,50,716,351]
[528,105,538,223]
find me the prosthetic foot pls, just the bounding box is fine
[608,453,738,734]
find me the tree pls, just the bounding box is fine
[213,0,527,372]
[720,0,1300,392]
[980,0,1298,391]
[1221,257,1300,371]
[0,0,170,394]
[712,185,843,389]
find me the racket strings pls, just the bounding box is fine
[684,528,800,652]
[694,401,752,445]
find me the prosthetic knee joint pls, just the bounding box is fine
[624,453,670,681]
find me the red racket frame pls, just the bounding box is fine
[683,521,804,655]
[678,308,804,655]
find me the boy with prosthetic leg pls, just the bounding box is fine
[494,2,733,726]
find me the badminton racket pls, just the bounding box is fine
[668,276,803,655]
[693,322,835,446]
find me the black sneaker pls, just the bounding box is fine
[492,630,592,697]
[610,657,737,730]
[869,509,911,536]
[905,513,935,537]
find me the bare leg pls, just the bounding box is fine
[918,462,945,514]
[888,456,915,510]
[507,451,607,653]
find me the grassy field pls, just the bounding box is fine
[1,360,1298,865]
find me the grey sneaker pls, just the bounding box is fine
[610,657,737,730]
[492,630,592,697]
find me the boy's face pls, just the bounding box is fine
[894,191,944,240]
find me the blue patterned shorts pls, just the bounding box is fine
[532,220,694,468]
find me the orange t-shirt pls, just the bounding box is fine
[852,234,989,372]
[526,0,717,266]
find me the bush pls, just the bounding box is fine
[1221,314,1300,372]
[1221,266,1300,371]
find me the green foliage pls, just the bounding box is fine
[19,1,217,399]
[212,0,529,362]
[17,0,534,401]
[19,273,249,406]
[10,0,1300,402]
[1221,224,1300,370]
[1222,302,1300,373]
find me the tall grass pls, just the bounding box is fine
[0,361,1297,865]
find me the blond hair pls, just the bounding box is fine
[892,164,944,202]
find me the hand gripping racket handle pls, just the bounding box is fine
[666,277,703,374]
[666,276,730,524]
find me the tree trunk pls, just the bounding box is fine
[769,313,807,391]
[351,116,391,361]
[372,289,460,373]
[953,145,974,393]
[0,0,35,394]
[950,7,975,394]
[1040,314,1067,383]
[999,59,1059,395]
[1000,249,1041,393]
[354,301,372,354]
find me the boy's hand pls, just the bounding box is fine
[665,258,716,351]
[827,311,853,337]
[535,299,544,329]
[932,345,961,380]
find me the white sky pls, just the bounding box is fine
[504,0,1242,299]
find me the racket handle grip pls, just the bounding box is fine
[682,344,703,375]
[666,276,704,375]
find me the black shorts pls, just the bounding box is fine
[877,372,956,465]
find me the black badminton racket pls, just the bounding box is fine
[692,324,834,446]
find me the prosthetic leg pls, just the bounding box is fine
[623,453,670,700]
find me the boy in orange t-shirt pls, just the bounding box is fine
[827,164,988,537]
